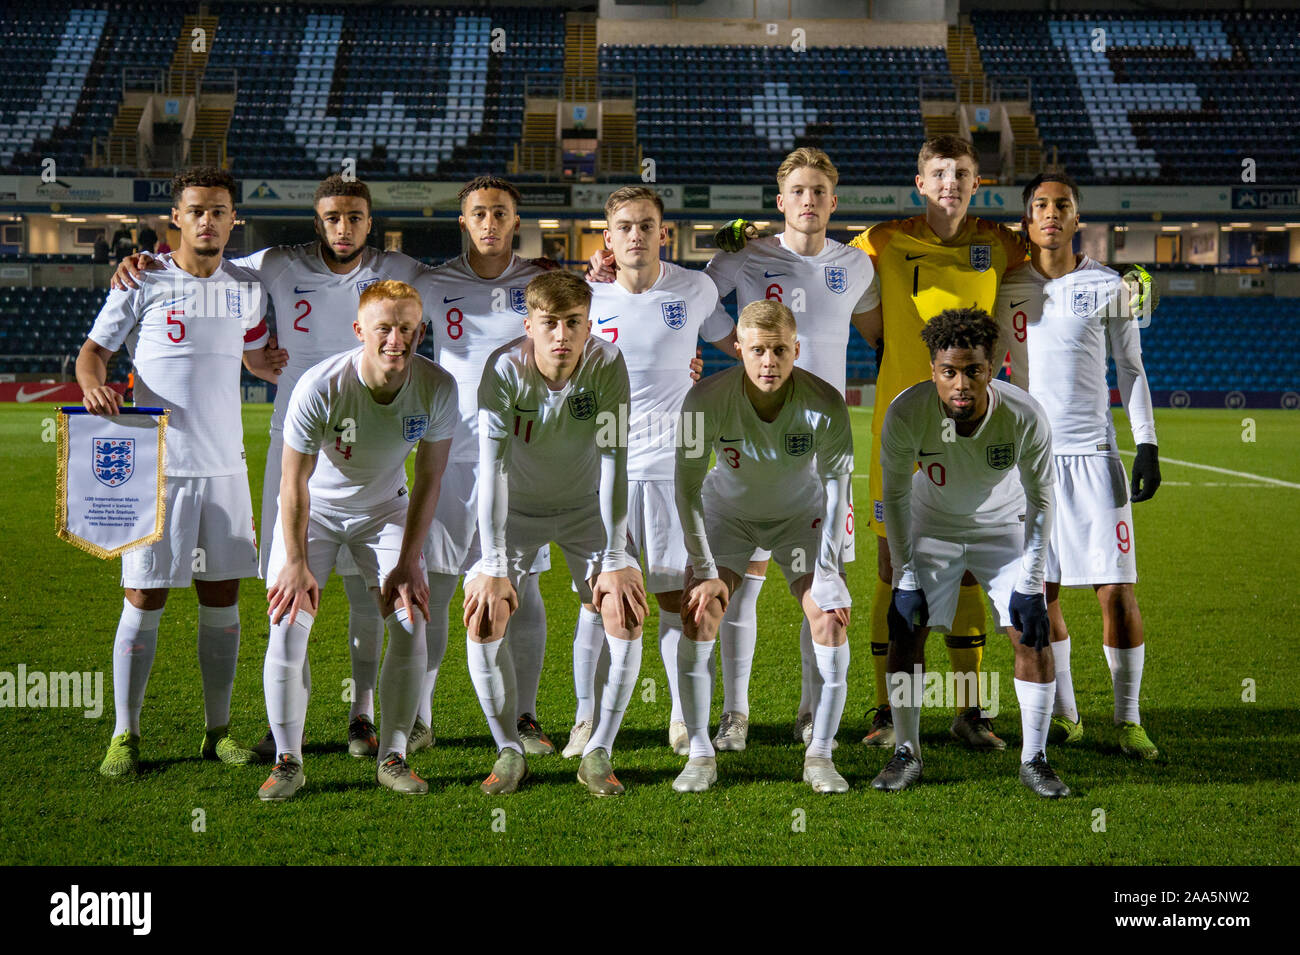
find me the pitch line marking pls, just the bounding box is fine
[1117,450,1300,489]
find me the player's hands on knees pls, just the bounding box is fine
[263,335,289,376]
[682,566,729,628]
[268,560,320,627]
[887,587,928,642]
[1010,590,1050,649]
[462,574,518,631]
[586,249,617,283]
[1131,443,1161,502]
[593,567,649,632]
[110,253,162,291]
[82,385,124,416]
[382,558,429,623]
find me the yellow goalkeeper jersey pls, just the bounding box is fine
[851,215,1026,435]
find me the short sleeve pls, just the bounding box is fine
[852,221,896,263]
[853,269,881,313]
[703,249,743,300]
[697,281,732,341]
[424,368,460,443]
[87,288,140,352]
[282,375,328,456]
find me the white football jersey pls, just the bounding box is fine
[89,254,268,477]
[680,365,854,521]
[231,243,429,432]
[417,253,544,464]
[995,255,1157,455]
[282,347,458,513]
[588,261,733,480]
[478,333,630,512]
[705,233,879,395]
[881,378,1054,591]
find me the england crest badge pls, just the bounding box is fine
[224,289,242,318]
[510,288,528,314]
[1071,287,1097,317]
[824,266,848,294]
[568,391,597,420]
[785,432,813,456]
[402,415,429,442]
[969,245,992,273]
[93,438,135,487]
[986,442,1015,470]
[356,278,378,294]
[661,300,687,330]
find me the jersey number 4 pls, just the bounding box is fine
[334,437,353,459]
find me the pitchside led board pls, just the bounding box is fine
[56,407,168,559]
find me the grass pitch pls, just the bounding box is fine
[1,403,1297,865]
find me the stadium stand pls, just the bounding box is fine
[973,10,1300,184]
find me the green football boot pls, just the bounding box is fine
[99,732,140,777]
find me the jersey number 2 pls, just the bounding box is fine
[293,299,311,333]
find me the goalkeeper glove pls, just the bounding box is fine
[1121,264,1159,320]
[715,218,758,254]
[1131,442,1161,502]
[1010,590,1050,650]
[887,588,928,642]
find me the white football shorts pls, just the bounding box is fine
[465,502,639,604]
[123,474,258,589]
[265,495,423,593]
[1046,453,1138,587]
[627,479,688,593]
[703,492,845,600]
[423,460,549,577]
[747,484,855,567]
[903,524,1024,632]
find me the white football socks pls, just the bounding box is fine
[196,603,240,730]
[677,636,716,759]
[466,637,522,754]
[658,610,684,724]
[417,572,459,726]
[1051,637,1078,722]
[341,573,382,721]
[797,616,820,719]
[719,573,763,715]
[891,667,923,759]
[584,635,642,757]
[807,642,848,759]
[1015,677,1055,762]
[112,600,162,737]
[1104,643,1145,725]
[378,607,426,758]
[509,573,547,719]
[265,609,314,762]
[572,607,605,724]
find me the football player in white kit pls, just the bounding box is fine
[111,175,428,761]
[580,185,736,758]
[464,271,648,796]
[77,167,279,776]
[590,149,880,752]
[259,281,458,801]
[418,176,559,758]
[674,300,855,793]
[995,173,1161,760]
[873,308,1067,797]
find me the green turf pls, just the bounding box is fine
[1,403,1297,865]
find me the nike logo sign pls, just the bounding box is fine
[159,296,186,308]
[16,385,63,402]
[719,436,741,443]
[333,424,347,432]
[597,315,617,325]
[293,286,314,294]
[763,271,785,278]
[1010,299,1029,308]
[443,296,465,304]
[918,450,942,457]
[905,253,927,261]
[514,404,537,413]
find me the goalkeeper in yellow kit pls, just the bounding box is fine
[850,136,1028,750]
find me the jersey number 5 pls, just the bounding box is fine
[166,309,185,343]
